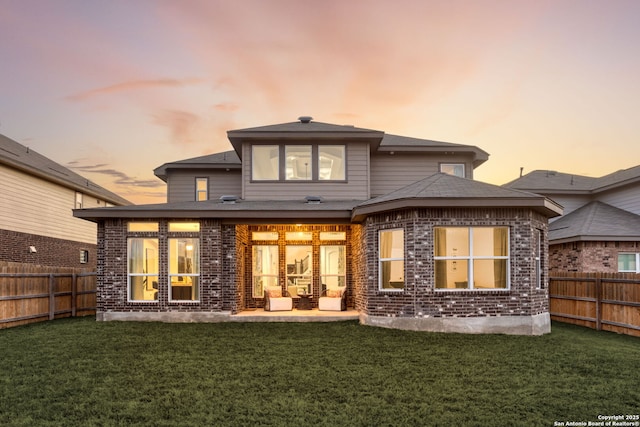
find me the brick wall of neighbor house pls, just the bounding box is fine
[549,241,640,273]
[0,228,96,269]
[97,218,233,315]
[360,208,550,319]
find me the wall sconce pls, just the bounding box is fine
[29,246,37,253]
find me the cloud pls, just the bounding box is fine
[151,109,201,145]
[66,78,204,102]
[68,162,163,188]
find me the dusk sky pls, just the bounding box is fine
[1,0,639,204]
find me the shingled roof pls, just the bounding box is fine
[352,173,562,221]
[0,133,131,205]
[549,201,640,243]
[154,150,241,181]
[504,166,640,194]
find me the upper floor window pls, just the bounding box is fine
[286,145,312,180]
[434,227,509,290]
[75,192,83,209]
[196,178,208,201]
[440,163,465,178]
[252,145,279,180]
[251,144,346,181]
[319,146,345,180]
[618,253,639,273]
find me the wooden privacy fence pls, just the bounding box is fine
[549,272,640,337]
[0,262,96,329]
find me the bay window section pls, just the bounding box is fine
[128,238,159,301]
[252,145,279,180]
[379,229,404,290]
[318,145,345,180]
[320,245,346,292]
[287,245,312,296]
[168,238,200,301]
[253,245,279,298]
[285,145,312,180]
[435,227,509,290]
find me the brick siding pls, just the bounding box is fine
[0,228,96,269]
[359,208,550,319]
[96,207,550,321]
[550,241,640,273]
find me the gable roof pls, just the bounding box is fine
[504,165,640,195]
[0,133,131,205]
[352,173,562,221]
[154,150,241,181]
[549,201,640,243]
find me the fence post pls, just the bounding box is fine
[72,273,77,317]
[595,275,602,331]
[49,274,55,321]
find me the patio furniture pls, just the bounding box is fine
[318,288,347,311]
[264,285,293,311]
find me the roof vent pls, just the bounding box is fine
[305,195,323,204]
[298,116,313,124]
[220,195,239,204]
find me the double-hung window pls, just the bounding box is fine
[618,253,640,273]
[379,229,404,290]
[435,227,509,290]
[196,178,208,201]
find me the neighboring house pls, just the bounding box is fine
[0,134,131,268]
[504,167,640,273]
[74,117,562,335]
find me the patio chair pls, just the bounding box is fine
[263,285,293,311]
[318,288,347,311]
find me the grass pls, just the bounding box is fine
[0,319,639,427]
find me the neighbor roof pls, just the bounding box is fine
[548,201,640,243]
[505,166,640,194]
[0,134,131,206]
[352,173,563,221]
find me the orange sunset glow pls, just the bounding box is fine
[1,0,639,204]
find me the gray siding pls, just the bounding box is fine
[598,185,640,216]
[370,153,474,197]
[167,170,242,203]
[242,142,370,200]
[542,194,591,218]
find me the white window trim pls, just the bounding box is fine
[618,253,640,273]
[378,228,405,291]
[434,227,510,291]
[127,238,159,303]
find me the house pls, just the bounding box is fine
[504,167,640,273]
[0,134,130,268]
[74,117,562,335]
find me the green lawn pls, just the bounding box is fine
[1,319,638,427]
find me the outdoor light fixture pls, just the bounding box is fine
[28,246,37,253]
